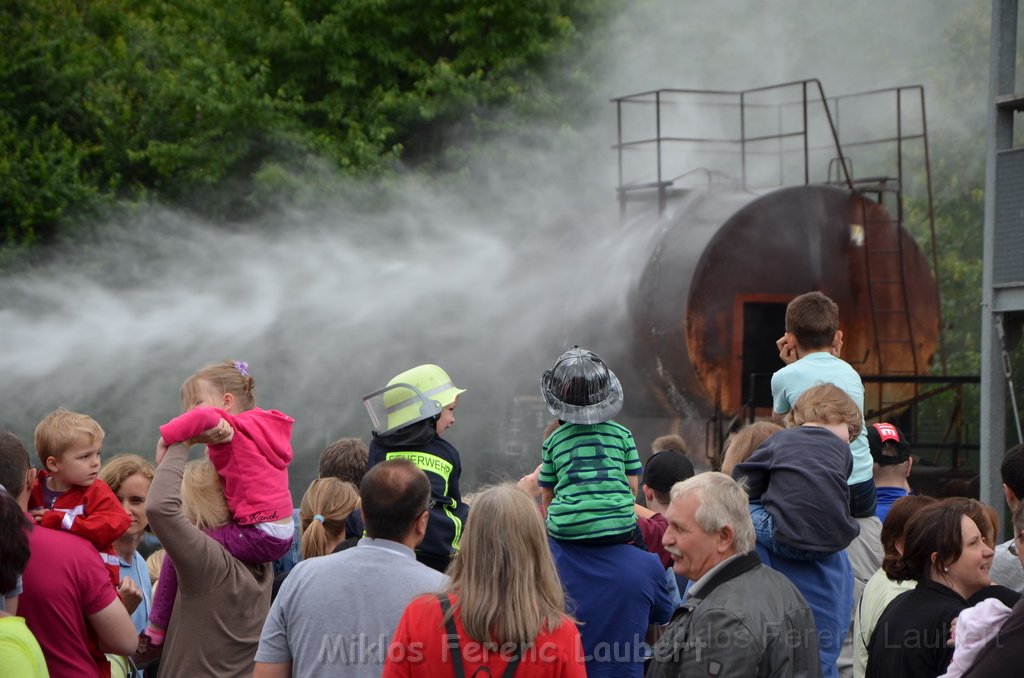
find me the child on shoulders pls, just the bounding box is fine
[139,360,294,655]
[538,346,642,543]
[772,291,876,518]
[733,383,862,559]
[363,363,469,573]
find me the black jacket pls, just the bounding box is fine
[369,420,469,560]
[866,579,965,678]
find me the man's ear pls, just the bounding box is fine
[23,467,36,498]
[905,457,913,478]
[642,485,655,504]
[831,330,844,357]
[417,510,429,536]
[717,524,735,553]
[1005,482,1021,508]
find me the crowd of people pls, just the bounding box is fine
[2,291,1024,677]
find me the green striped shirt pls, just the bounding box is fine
[539,421,641,540]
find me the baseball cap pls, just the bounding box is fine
[867,422,911,465]
[642,449,695,492]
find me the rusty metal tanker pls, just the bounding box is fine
[609,81,945,467]
[627,184,940,447]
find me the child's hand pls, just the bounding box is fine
[118,575,143,614]
[776,334,798,364]
[29,507,46,524]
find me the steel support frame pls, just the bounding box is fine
[981,0,1019,520]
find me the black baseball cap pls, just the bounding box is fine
[867,422,911,465]
[642,449,695,492]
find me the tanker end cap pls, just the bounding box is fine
[540,346,624,424]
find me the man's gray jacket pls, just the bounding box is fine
[648,551,822,678]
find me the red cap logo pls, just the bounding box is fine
[873,423,900,443]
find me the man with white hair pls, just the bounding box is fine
[648,472,821,677]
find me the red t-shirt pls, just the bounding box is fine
[19,521,118,678]
[384,593,586,677]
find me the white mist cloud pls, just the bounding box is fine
[0,0,988,493]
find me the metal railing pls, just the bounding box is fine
[612,79,854,215]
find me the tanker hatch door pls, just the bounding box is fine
[740,302,787,411]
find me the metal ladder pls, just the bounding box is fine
[856,178,921,418]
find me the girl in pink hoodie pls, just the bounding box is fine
[139,360,294,655]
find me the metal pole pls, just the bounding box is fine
[777,105,783,186]
[617,99,625,222]
[834,96,842,182]
[656,91,664,215]
[981,0,1018,518]
[802,81,809,185]
[740,91,747,190]
[919,88,947,374]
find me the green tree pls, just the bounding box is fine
[0,0,611,250]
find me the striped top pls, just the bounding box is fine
[539,421,642,541]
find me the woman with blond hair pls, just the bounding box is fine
[100,454,156,634]
[299,478,360,560]
[384,484,585,677]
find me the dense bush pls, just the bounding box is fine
[0,0,610,248]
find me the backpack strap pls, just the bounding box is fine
[438,594,466,678]
[437,594,524,678]
[500,645,523,678]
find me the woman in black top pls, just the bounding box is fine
[866,499,995,678]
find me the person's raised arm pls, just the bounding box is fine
[146,441,190,527]
[253,662,292,678]
[146,422,233,585]
[517,464,542,499]
[541,487,555,514]
[88,597,138,656]
[635,503,656,520]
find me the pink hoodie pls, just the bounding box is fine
[160,407,294,525]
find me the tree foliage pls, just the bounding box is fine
[0,0,610,248]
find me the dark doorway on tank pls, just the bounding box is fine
[741,302,788,409]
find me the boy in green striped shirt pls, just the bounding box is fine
[539,347,643,542]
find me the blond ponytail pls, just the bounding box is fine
[299,478,360,559]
